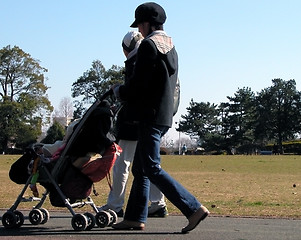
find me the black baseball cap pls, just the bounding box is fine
[130,2,167,27]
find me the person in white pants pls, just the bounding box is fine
[99,31,167,218]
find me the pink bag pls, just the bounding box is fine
[79,143,122,183]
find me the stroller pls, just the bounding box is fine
[2,90,122,231]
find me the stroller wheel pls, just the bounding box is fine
[95,211,110,228]
[71,214,88,231]
[107,209,118,226]
[29,209,43,225]
[39,208,50,224]
[13,210,25,228]
[84,212,96,230]
[2,211,17,229]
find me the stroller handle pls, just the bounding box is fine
[99,89,113,101]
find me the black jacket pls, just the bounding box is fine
[115,54,139,141]
[119,31,178,128]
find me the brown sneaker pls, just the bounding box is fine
[181,205,209,233]
[112,220,145,230]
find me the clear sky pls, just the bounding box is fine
[2,0,301,140]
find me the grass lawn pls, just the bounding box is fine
[1,154,301,219]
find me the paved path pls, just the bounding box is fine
[1,211,301,240]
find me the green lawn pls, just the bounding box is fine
[1,154,301,218]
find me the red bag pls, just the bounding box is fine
[79,143,122,183]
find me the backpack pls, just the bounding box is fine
[173,77,180,115]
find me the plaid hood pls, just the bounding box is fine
[148,30,176,77]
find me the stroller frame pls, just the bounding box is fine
[2,90,118,231]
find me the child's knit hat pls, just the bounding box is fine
[122,31,143,53]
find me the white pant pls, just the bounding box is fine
[106,139,165,212]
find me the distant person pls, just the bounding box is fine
[111,2,209,233]
[273,144,278,155]
[99,30,168,218]
[182,144,187,155]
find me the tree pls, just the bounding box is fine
[54,97,73,119]
[0,45,53,151]
[255,79,301,153]
[178,99,221,151]
[223,87,257,153]
[41,121,65,144]
[71,60,124,117]
[177,79,301,154]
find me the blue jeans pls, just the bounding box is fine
[124,123,201,223]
